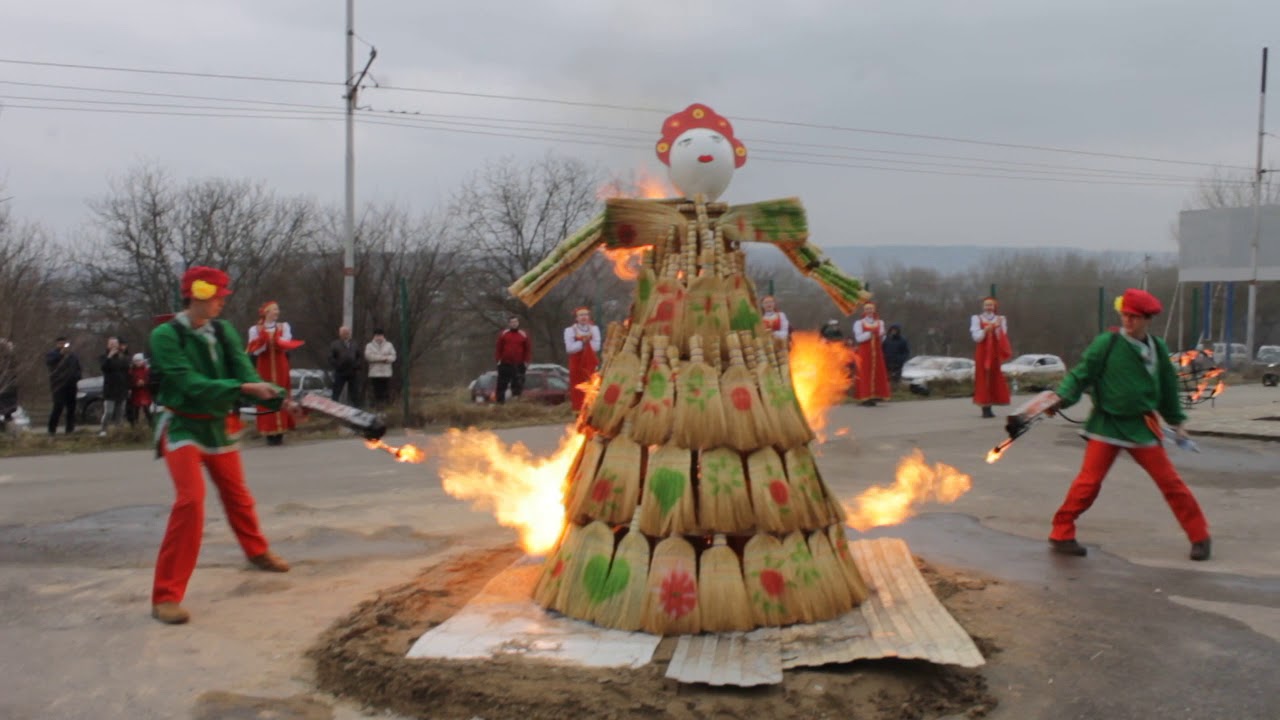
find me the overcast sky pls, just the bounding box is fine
[1,0,1276,251]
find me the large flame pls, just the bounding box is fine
[599,246,649,280]
[789,331,857,442]
[844,449,972,530]
[1175,349,1227,402]
[433,428,581,555]
[598,168,676,200]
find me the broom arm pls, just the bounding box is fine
[508,213,606,306]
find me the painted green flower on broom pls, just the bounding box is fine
[680,368,719,412]
[702,452,744,497]
[789,542,821,587]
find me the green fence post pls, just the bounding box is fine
[399,277,410,426]
[1097,286,1105,333]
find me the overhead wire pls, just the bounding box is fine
[0,56,1253,171]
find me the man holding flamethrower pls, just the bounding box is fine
[991,289,1211,561]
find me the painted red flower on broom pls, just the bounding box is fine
[658,568,697,618]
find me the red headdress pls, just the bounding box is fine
[180,266,232,300]
[983,296,999,311]
[655,103,747,168]
[258,301,279,318]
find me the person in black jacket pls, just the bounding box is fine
[99,336,131,435]
[883,324,911,385]
[329,326,364,406]
[45,336,82,435]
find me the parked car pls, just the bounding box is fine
[1001,354,1065,377]
[77,376,104,422]
[900,356,975,391]
[1256,346,1280,387]
[469,367,570,405]
[238,368,332,419]
[1211,342,1251,369]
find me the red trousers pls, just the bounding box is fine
[152,444,269,604]
[1050,440,1209,543]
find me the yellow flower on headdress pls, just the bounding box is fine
[1113,296,1124,313]
[191,279,218,300]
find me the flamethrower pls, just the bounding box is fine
[296,392,387,440]
[985,390,1060,463]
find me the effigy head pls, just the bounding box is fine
[655,103,747,201]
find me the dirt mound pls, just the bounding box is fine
[309,546,995,720]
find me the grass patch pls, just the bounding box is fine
[0,423,153,458]
[419,391,575,429]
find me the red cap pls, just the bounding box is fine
[180,266,232,300]
[1119,288,1162,317]
[655,103,747,168]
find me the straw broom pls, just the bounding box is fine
[720,333,763,452]
[827,524,870,604]
[718,197,809,246]
[631,335,675,446]
[641,535,701,635]
[697,447,755,534]
[807,530,856,616]
[672,335,727,450]
[632,231,670,323]
[741,334,784,449]
[780,531,824,624]
[757,336,815,450]
[747,446,803,533]
[602,198,685,248]
[783,445,832,527]
[583,419,643,525]
[564,436,608,523]
[742,534,795,627]
[533,522,584,611]
[698,534,753,633]
[643,252,687,343]
[590,517,652,630]
[718,230,762,334]
[586,327,643,436]
[637,444,697,536]
[564,520,620,621]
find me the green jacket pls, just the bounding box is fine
[150,314,282,453]
[1056,331,1186,447]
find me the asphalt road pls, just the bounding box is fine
[1,390,1277,719]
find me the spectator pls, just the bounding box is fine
[364,328,397,409]
[127,353,154,427]
[760,295,790,346]
[45,336,82,435]
[494,316,531,404]
[329,326,364,406]
[883,324,911,384]
[563,307,601,411]
[0,339,18,428]
[852,302,891,406]
[248,301,304,445]
[99,336,131,436]
[819,319,844,342]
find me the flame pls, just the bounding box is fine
[844,449,972,530]
[1176,349,1227,402]
[433,427,581,555]
[597,168,676,200]
[599,246,649,280]
[985,437,1014,464]
[364,438,427,463]
[789,331,857,442]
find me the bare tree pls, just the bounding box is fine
[448,154,612,366]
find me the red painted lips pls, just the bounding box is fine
[697,154,714,163]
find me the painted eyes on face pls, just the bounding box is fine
[709,135,723,143]
[678,137,693,147]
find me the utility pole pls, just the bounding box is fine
[343,0,376,332]
[1246,47,1268,362]
[1141,253,1151,290]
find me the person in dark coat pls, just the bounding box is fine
[99,336,131,435]
[45,336,82,435]
[329,326,364,406]
[882,324,911,384]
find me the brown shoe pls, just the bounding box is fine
[151,602,190,625]
[249,551,290,572]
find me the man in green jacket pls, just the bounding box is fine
[1048,288,1210,561]
[149,266,293,625]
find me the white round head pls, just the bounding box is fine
[667,128,736,201]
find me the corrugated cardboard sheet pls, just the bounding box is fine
[407,537,983,685]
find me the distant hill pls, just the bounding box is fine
[745,244,1176,275]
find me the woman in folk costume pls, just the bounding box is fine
[852,301,891,405]
[246,301,304,445]
[563,306,601,411]
[760,295,790,345]
[971,296,1012,418]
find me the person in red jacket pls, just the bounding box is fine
[494,316,531,404]
[127,353,154,427]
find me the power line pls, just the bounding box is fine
[0,56,1251,170]
[1,99,1233,188]
[0,79,338,110]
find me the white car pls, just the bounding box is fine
[1001,354,1066,377]
[900,356,975,389]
